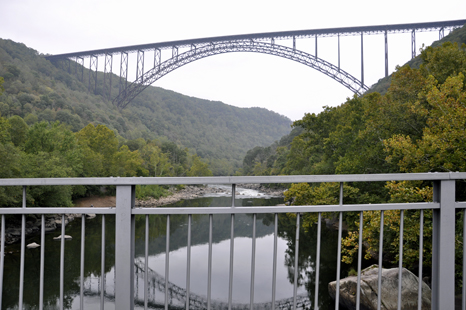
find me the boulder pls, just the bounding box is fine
[328,265,431,310]
[53,235,72,240]
[26,242,40,249]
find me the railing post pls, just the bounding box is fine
[432,180,455,309]
[115,185,135,310]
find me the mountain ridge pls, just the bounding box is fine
[0,38,292,175]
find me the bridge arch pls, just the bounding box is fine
[114,40,369,109]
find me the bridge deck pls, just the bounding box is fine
[45,19,466,59]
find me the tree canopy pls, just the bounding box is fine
[240,29,466,281]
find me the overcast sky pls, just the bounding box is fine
[1,0,465,121]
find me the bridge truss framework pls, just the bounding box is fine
[45,19,466,109]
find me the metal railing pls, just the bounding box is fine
[0,172,465,310]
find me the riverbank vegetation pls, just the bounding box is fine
[242,25,466,285]
[0,104,213,206]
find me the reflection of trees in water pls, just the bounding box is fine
[276,213,360,309]
[133,197,284,257]
[3,215,116,310]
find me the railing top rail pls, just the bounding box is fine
[44,19,466,59]
[0,172,464,186]
[0,202,440,214]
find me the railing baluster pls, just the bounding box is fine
[0,215,4,308]
[314,212,321,310]
[335,211,343,310]
[335,182,343,310]
[186,214,192,310]
[207,214,213,310]
[418,209,424,310]
[165,214,170,310]
[144,215,149,310]
[293,213,300,310]
[229,184,236,310]
[60,214,65,310]
[101,214,106,310]
[397,210,404,310]
[356,211,363,310]
[19,186,26,310]
[272,213,278,310]
[250,213,257,309]
[463,208,466,310]
[40,215,45,310]
[228,213,235,310]
[377,210,384,310]
[80,214,85,310]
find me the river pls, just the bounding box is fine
[2,185,358,309]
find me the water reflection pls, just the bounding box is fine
[2,191,360,309]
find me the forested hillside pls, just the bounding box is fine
[0,38,291,175]
[243,24,466,180]
[241,24,466,280]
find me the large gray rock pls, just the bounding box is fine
[328,265,431,310]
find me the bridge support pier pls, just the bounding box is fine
[115,185,135,310]
[360,33,364,87]
[137,50,145,82]
[119,52,128,95]
[88,55,98,93]
[154,48,161,69]
[384,30,388,77]
[104,53,113,100]
[76,56,84,82]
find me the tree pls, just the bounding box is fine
[187,155,213,177]
[340,43,466,278]
[113,145,147,177]
[141,142,173,177]
[0,77,4,95]
[24,121,83,176]
[385,73,466,175]
[8,115,28,147]
[76,124,118,176]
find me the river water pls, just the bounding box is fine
[2,185,356,310]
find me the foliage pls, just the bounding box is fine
[0,113,223,205]
[135,184,169,200]
[0,38,292,175]
[187,155,213,177]
[0,77,4,95]
[240,37,466,280]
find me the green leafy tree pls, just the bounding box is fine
[340,43,466,277]
[0,77,4,95]
[187,155,213,177]
[141,142,173,177]
[385,73,466,174]
[76,124,118,176]
[113,145,147,177]
[8,115,28,147]
[19,121,84,207]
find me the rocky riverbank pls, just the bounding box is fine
[4,213,78,245]
[3,184,285,245]
[136,184,285,207]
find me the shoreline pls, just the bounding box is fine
[4,184,285,245]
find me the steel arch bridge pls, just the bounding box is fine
[45,19,466,109]
[115,40,367,109]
